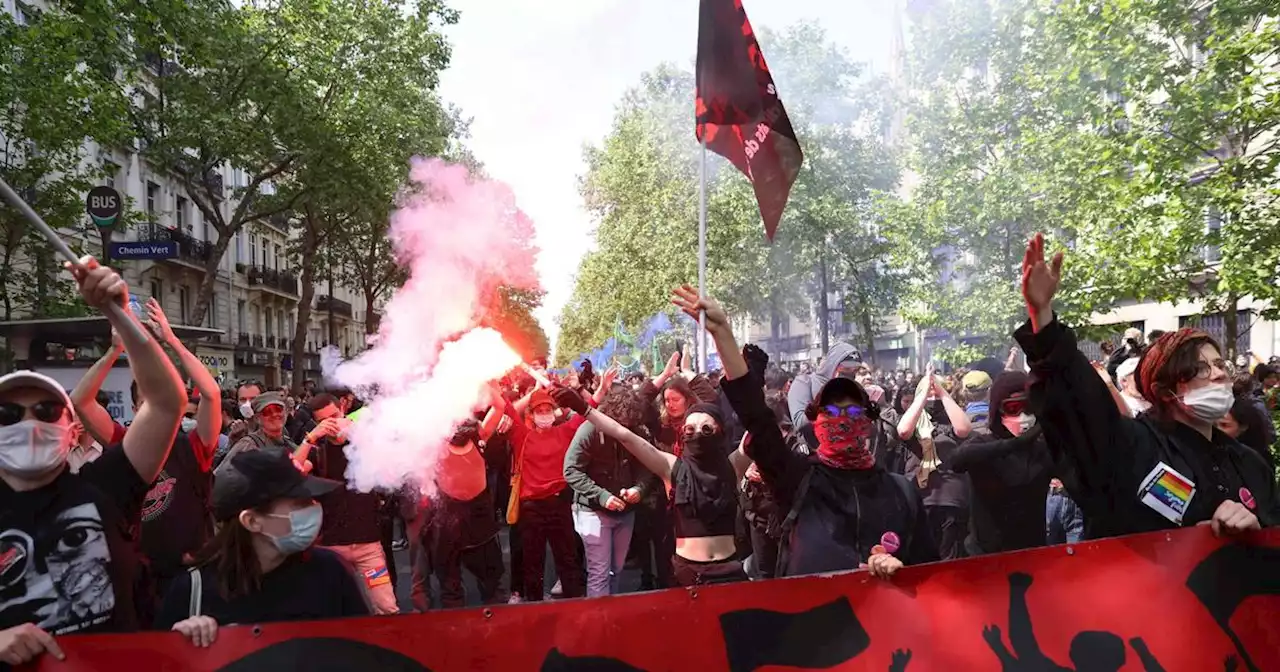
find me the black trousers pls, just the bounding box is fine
[630,499,675,589]
[749,525,780,580]
[519,490,585,601]
[927,505,969,561]
[434,536,504,609]
[671,555,747,587]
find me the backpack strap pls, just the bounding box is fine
[772,465,816,577]
[187,567,203,618]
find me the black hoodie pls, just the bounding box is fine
[946,371,1056,555]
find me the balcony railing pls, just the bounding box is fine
[315,295,353,319]
[247,265,299,296]
[266,335,277,349]
[139,224,214,266]
[252,334,264,348]
[237,333,249,347]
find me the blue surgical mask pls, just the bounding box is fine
[263,503,323,554]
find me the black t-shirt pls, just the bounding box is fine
[315,439,380,546]
[154,548,369,629]
[902,425,970,509]
[141,432,213,577]
[0,446,147,635]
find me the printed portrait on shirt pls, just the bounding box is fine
[0,502,115,634]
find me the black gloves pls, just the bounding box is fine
[743,343,769,384]
[552,385,590,416]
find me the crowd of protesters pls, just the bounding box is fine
[0,237,1276,665]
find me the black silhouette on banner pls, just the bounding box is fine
[1183,544,1280,672]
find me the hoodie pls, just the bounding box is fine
[786,341,860,432]
[946,371,1056,555]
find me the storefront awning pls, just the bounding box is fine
[0,316,224,342]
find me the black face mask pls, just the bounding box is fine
[683,432,726,462]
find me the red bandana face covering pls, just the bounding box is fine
[813,414,875,470]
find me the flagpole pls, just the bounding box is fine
[697,138,708,374]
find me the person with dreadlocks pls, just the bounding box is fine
[674,285,937,580]
[1016,234,1276,539]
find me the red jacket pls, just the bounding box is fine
[507,405,586,502]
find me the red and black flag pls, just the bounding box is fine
[695,0,804,242]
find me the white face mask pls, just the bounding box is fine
[180,417,198,434]
[1002,413,1036,437]
[239,401,254,419]
[533,413,555,429]
[0,420,72,477]
[1180,384,1234,423]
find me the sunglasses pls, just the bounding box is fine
[1000,397,1028,415]
[0,400,68,426]
[258,406,284,418]
[682,424,718,438]
[822,404,865,419]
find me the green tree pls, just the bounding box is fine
[1042,0,1280,354]
[0,6,130,321]
[560,23,902,363]
[117,0,456,328]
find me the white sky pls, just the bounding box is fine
[437,0,894,351]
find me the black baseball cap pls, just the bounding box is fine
[213,447,341,521]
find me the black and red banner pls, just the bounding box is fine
[695,0,804,242]
[38,527,1280,671]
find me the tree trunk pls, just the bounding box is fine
[817,256,830,355]
[1223,292,1240,360]
[859,308,878,368]
[188,233,235,328]
[364,288,377,335]
[292,264,317,394]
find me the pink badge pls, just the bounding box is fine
[1240,487,1256,511]
[880,531,901,555]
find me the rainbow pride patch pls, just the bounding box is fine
[1138,462,1196,525]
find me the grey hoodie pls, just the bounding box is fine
[786,341,860,432]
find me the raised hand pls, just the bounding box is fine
[65,256,127,311]
[145,297,177,342]
[671,284,729,334]
[601,366,619,389]
[1021,233,1063,333]
[662,352,680,378]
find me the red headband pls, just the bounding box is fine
[1137,328,1210,406]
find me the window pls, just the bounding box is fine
[250,235,258,266]
[277,310,285,339]
[265,308,273,336]
[237,300,247,333]
[208,294,218,329]
[250,305,260,335]
[178,285,189,324]
[146,182,160,219]
[148,278,162,301]
[176,197,188,231]
[103,161,120,190]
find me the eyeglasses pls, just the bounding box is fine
[822,404,865,419]
[682,424,718,438]
[1192,359,1234,381]
[0,400,68,426]
[1000,396,1028,416]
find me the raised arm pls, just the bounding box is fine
[579,405,675,485]
[69,329,124,444]
[146,299,221,453]
[652,352,680,390]
[1016,234,1139,503]
[591,367,618,406]
[935,380,972,438]
[68,257,184,483]
[671,286,791,484]
[896,380,930,440]
[947,426,1043,473]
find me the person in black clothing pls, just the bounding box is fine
[740,390,808,580]
[1016,233,1275,539]
[0,259,186,667]
[564,382,748,587]
[672,285,937,581]
[157,447,368,647]
[1218,395,1274,474]
[894,370,973,560]
[302,394,399,615]
[949,371,1057,556]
